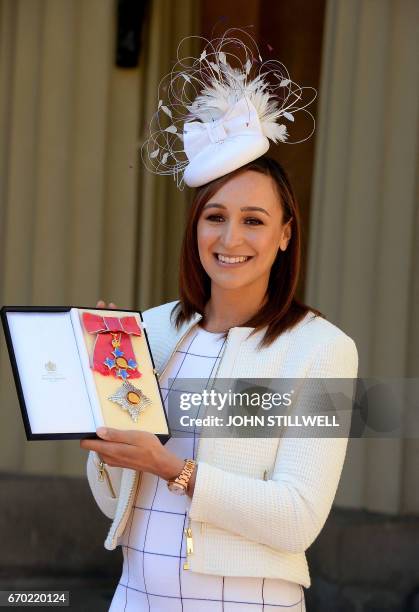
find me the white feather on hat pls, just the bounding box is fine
[141,28,317,189]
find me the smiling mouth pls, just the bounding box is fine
[214,253,254,265]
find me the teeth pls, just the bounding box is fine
[217,254,250,264]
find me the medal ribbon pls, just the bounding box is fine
[82,312,142,379]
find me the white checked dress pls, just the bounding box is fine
[109,324,306,611]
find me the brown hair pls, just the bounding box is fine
[171,156,325,348]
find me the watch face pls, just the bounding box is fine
[168,481,186,495]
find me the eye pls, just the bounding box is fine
[203,214,263,225]
[205,214,225,222]
[244,217,263,225]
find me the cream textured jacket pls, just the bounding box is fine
[86,300,358,588]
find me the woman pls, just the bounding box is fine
[82,157,358,612]
[81,33,358,611]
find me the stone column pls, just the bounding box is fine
[306,0,419,513]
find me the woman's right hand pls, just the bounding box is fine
[96,299,117,309]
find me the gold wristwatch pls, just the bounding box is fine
[167,459,197,495]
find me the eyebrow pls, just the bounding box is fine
[202,203,271,217]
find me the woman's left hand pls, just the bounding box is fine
[80,427,185,481]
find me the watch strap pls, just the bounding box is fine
[167,458,196,491]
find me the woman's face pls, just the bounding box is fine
[197,170,292,293]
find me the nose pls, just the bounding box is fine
[219,219,244,250]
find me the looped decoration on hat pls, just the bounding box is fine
[141,28,317,189]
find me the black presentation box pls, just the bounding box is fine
[1,306,170,442]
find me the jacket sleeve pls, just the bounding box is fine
[188,333,358,555]
[86,450,123,519]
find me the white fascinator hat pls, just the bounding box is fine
[142,29,317,189]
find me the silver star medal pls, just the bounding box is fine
[108,381,152,422]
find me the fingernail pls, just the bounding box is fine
[97,427,107,437]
